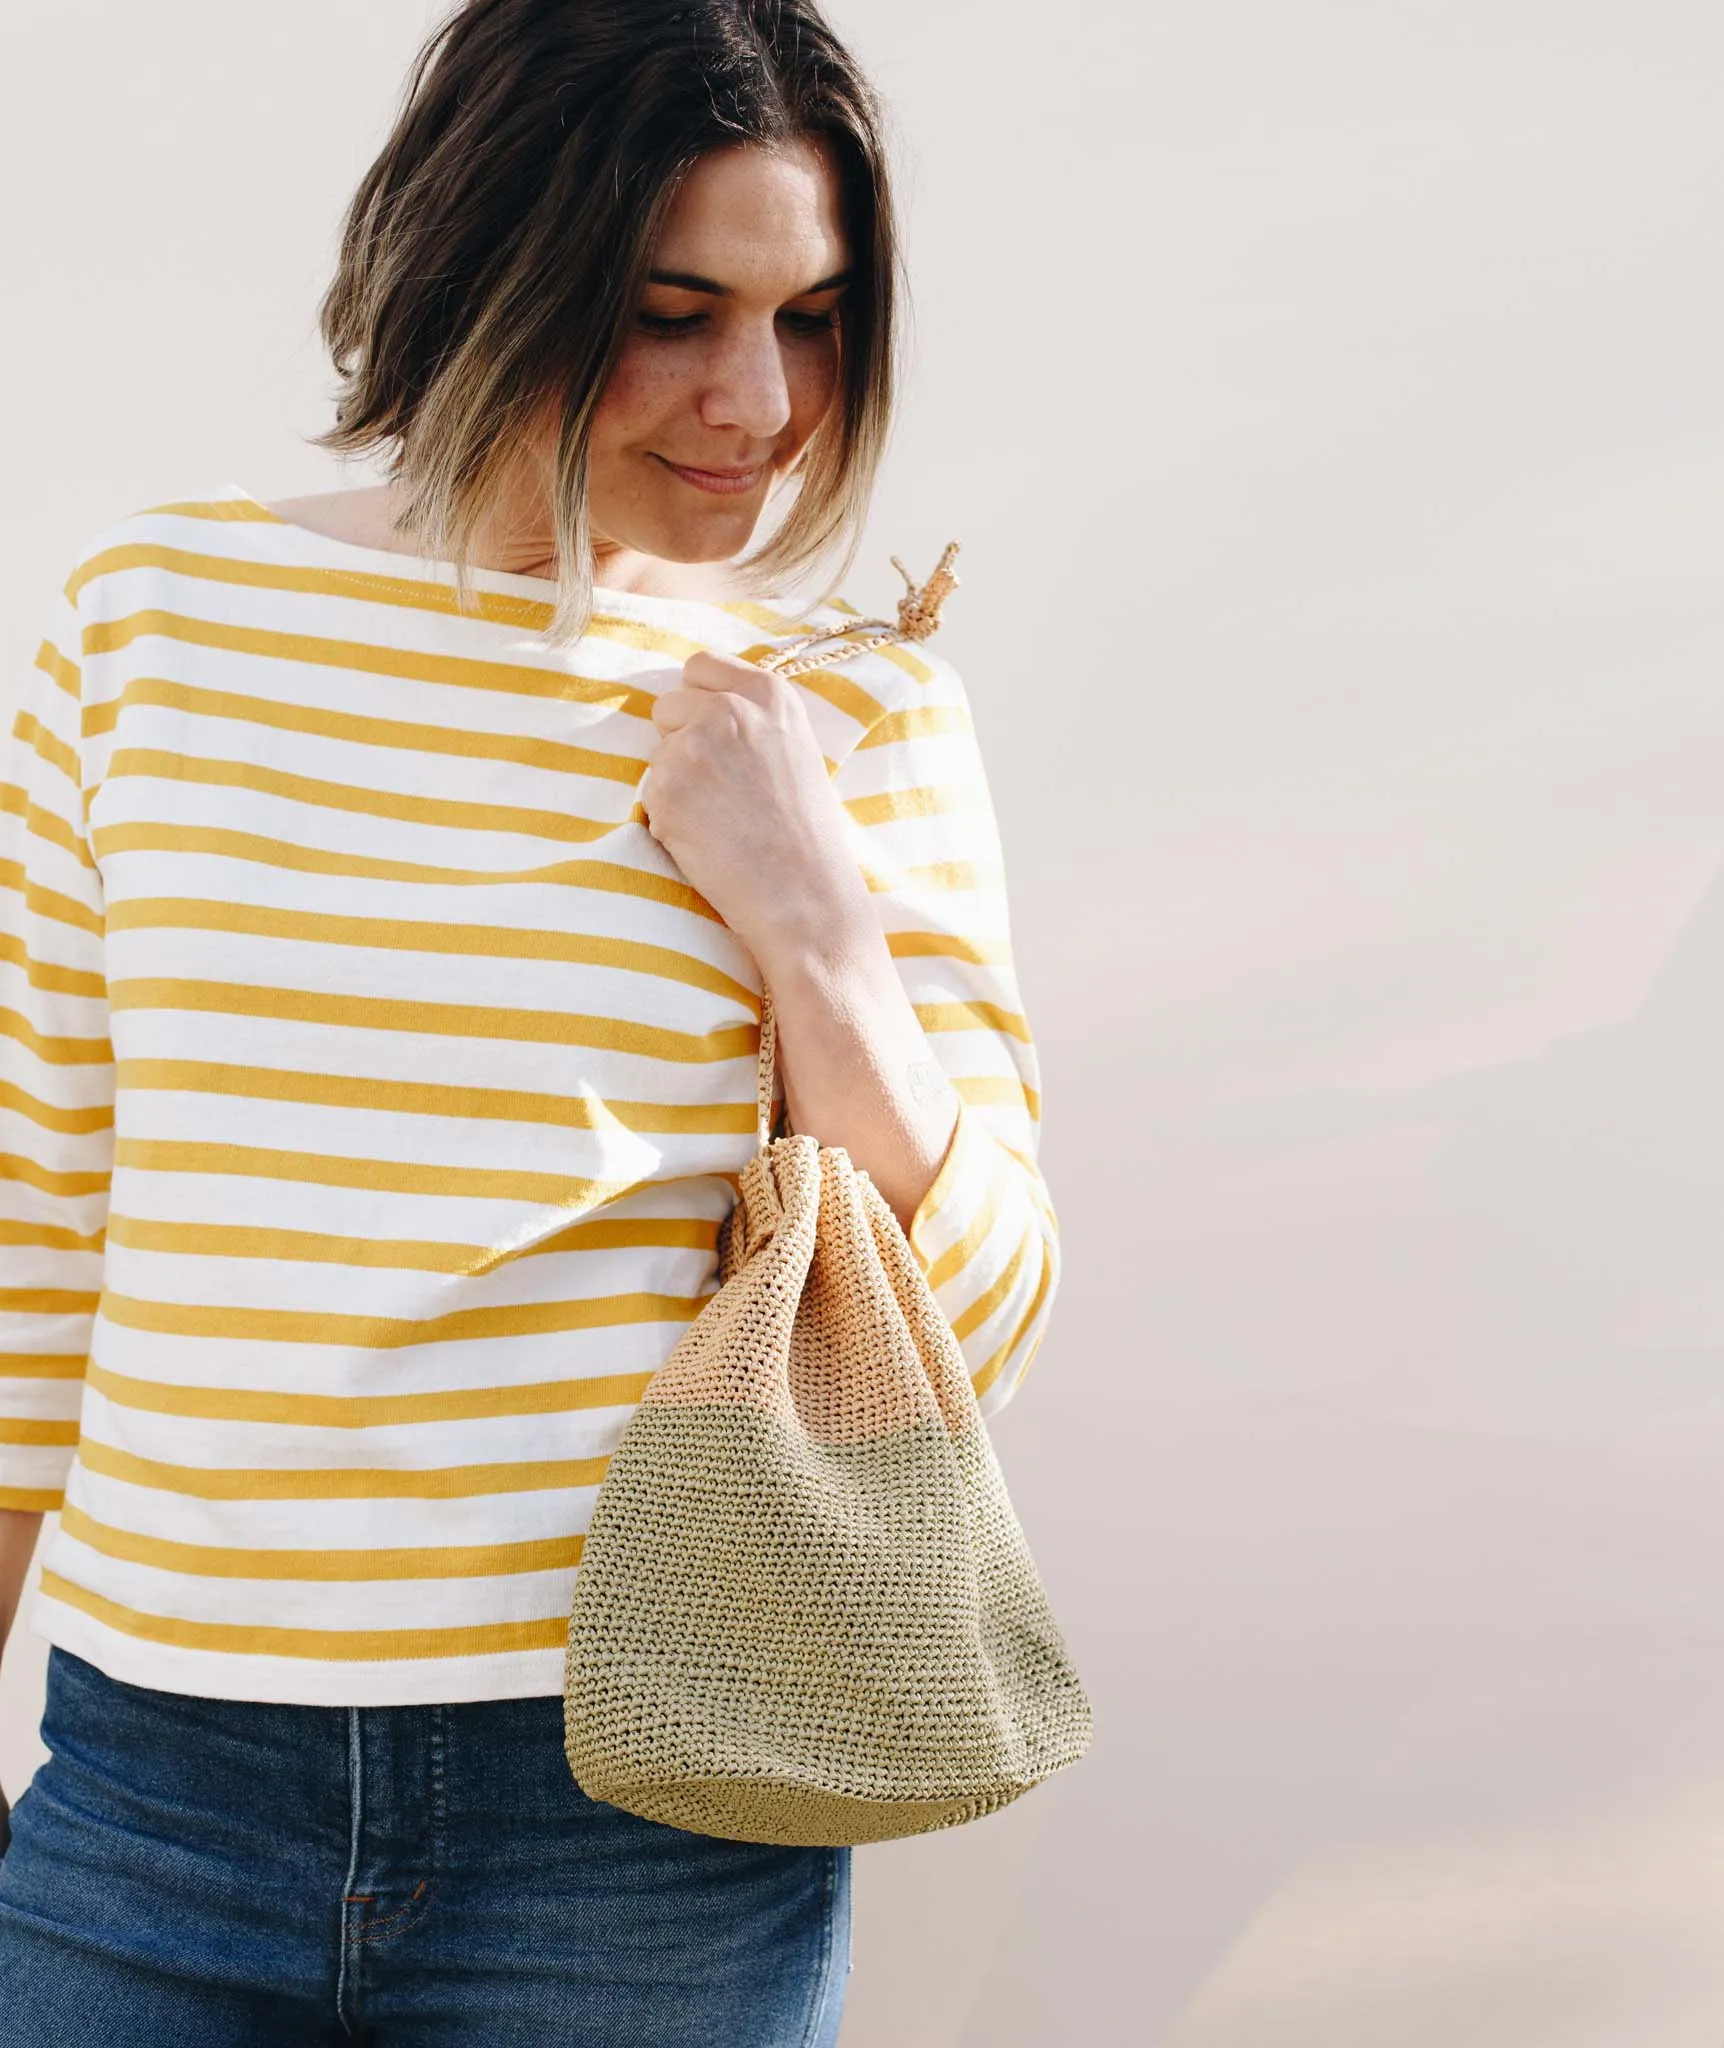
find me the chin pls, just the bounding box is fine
[636,505,767,565]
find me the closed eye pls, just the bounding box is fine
[635,309,841,338]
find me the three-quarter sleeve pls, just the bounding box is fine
[832,645,1061,1420]
[0,578,112,1512]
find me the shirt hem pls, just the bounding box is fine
[29,1593,572,1708]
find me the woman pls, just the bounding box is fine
[0,1,1060,2040]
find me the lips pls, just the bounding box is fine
[655,456,769,496]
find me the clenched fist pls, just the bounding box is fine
[641,650,873,969]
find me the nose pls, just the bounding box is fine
[698,318,793,441]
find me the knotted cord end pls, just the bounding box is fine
[889,541,962,643]
[756,541,964,682]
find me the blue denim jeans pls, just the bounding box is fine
[0,1645,852,2045]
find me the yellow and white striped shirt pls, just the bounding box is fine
[0,485,1059,1705]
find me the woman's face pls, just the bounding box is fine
[584,137,852,568]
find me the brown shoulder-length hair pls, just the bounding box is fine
[312,0,901,647]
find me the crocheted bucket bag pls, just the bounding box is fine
[561,552,1094,1846]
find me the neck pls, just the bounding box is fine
[381,480,743,601]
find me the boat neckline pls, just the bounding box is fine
[222,483,819,629]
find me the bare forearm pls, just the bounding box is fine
[759,910,961,1235]
[0,1509,44,1661]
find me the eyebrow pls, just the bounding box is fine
[645,267,855,297]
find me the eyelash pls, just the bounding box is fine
[635,311,840,338]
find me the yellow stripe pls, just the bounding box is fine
[103,747,638,848]
[927,1168,1006,1295]
[0,1418,78,1447]
[0,1219,103,1252]
[0,931,108,1001]
[781,664,887,730]
[871,641,934,684]
[34,640,80,700]
[104,1211,716,1272]
[857,704,972,749]
[82,610,657,720]
[887,930,1010,966]
[0,1076,113,1136]
[90,815,995,913]
[73,1435,605,1500]
[954,1074,1041,1120]
[0,1352,89,1379]
[0,1151,110,1199]
[107,977,754,1061]
[95,1289,701,1351]
[106,898,753,1008]
[843,782,987,828]
[83,1355,659,1427]
[0,1004,113,1067]
[83,676,647,792]
[71,541,557,631]
[115,495,283,530]
[912,860,1002,890]
[917,1025,1040,1107]
[37,1570,570,1661]
[11,709,79,786]
[0,1488,62,1513]
[714,597,822,634]
[951,1222,1032,1344]
[0,783,98,871]
[583,612,711,663]
[88,822,722,921]
[56,1501,581,1583]
[977,1235,1057,1399]
[110,1135,635,1208]
[915,999,1031,1043]
[115,1056,755,1136]
[0,858,104,936]
[0,1287,98,1316]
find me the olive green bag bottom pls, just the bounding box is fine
[561,560,1093,1846]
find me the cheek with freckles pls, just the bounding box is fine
[784,344,841,456]
[583,345,707,545]
[592,339,689,449]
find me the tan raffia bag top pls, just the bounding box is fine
[561,548,1094,1847]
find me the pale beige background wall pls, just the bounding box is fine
[4,3,1723,2042]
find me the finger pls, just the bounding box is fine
[651,689,698,733]
[682,649,774,703]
